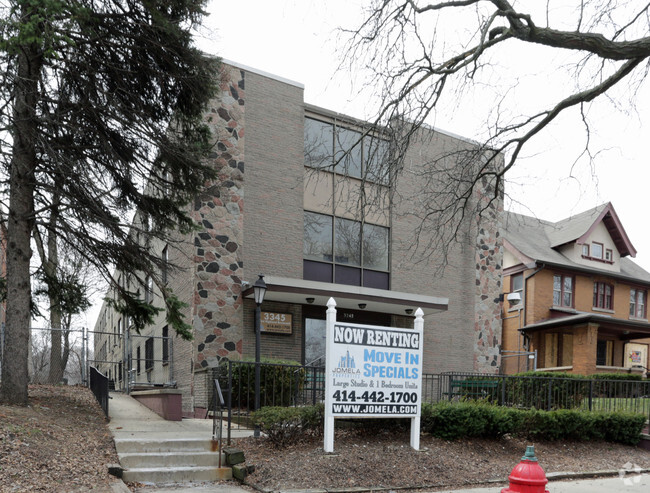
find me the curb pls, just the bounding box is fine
[243,468,650,493]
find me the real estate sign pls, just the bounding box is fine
[328,324,422,417]
[323,298,424,452]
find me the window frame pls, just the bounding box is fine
[552,274,574,308]
[144,276,153,304]
[304,116,390,185]
[605,249,613,261]
[593,281,614,310]
[303,210,390,289]
[145,337,154,372]
[630,288,647,319]
[591,242,604,259]
[511,273,523,294]
[162,245,168,285]
[162,326,169,366]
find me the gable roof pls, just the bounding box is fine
[504,206,650,285]
[546,202,636,257]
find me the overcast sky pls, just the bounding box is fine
[78,1,650,325]
[191,1,650,265]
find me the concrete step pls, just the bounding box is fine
[114,437,218,454]
[121,465,232,484]
[118,451,224,468]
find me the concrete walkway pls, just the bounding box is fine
[108,392,253,492]
[108,392,253,441]
[107,394,649,492]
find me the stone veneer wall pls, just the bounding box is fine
[473,176,503,372]
[192,64,246,372]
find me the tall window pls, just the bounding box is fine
[553,274,573,307]
[303,211,389,289]
[304,117,389,184]
[162,325,169,365]
[136,346,141,374]
[161,245,168,285]
[630,289,646,319]
[593,282,613,310]
[145,276,153,303]
[145,337,154,372]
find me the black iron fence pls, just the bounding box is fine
[89,366,109,417]
[433,372,650,417]
[210,363,650,434]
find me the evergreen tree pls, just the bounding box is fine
[0,0,218,405]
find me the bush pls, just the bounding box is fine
[421,401,646,445]
[251,406,304,448]
[219,358,305,409]
[592,373,645,381]
[505,372,588,410]
[252,404,324,447]
[254,401,646,447]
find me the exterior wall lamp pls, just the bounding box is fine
[253,274,266,438]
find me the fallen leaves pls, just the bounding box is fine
[0,385,120,492]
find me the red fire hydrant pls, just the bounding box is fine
[501,445,549,493]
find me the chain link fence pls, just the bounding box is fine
[0,326,172,392]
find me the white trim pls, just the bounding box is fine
[221,59,304,89]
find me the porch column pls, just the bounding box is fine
[572,323,598,375]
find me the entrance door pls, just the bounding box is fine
[304,318,327,366]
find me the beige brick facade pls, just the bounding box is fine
[94,61,504,414]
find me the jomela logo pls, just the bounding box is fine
[333,351,360,377]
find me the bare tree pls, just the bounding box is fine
[342,0,650,258]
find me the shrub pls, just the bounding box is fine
[421,401,645,445]
[252,404,324,447]
[254,401,646,447]
[300,403,325,434]
[506,372,588,410]
[219,358,305,409]
[251,406,304,448]
[598,411,648,445]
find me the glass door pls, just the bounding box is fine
[304,318,327,366]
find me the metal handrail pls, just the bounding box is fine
[212,379,226,467]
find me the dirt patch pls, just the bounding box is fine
[0,385,120,492]
[238,428,650,492]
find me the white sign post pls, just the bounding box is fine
[323,297,424,452]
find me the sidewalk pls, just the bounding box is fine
[106,394,649,493]
[435,474,649,492]
[108,392,253,441]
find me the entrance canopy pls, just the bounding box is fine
[242,276,448,316]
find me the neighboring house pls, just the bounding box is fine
[93,60,503,415]
[501,203,650,375]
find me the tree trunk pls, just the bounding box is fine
[46,188,63,384]
[0,13,41,405]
